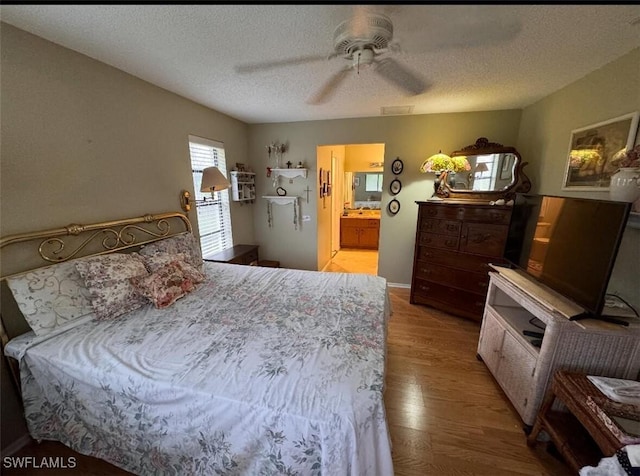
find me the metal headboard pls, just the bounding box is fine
[0,212,193,392]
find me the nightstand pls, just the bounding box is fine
[203,244,259,265]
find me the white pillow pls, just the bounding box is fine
[6,260,95,337]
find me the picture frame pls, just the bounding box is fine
[562,112,639,190]
[388,199,400,215]
[354,177,360,187]
[391,158,403,175]
[389,179,402,195]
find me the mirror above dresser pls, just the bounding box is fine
[436,137,531,202]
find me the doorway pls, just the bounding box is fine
[316,143,385,274]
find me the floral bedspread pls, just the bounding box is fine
[10,263,393,475]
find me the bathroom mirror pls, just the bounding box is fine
[436,137,531,201]
[344,172,382,210]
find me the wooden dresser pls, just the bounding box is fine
[410,201,512,321]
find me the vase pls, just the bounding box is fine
[447,171,457,188]
[432,171,443,197]
[609,168,640,203]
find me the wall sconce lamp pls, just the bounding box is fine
[180,166,231,212]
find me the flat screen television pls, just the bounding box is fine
[504,194,631,318]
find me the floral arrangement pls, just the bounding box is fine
[420,153,471,173]
[569,149,601,168]
[615,144,640,169]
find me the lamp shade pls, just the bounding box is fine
[200,166,230,193]
[420,151,471,173]
[475,162,489,173]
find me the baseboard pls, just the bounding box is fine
[1,434,32,456]
[387,282,410,289]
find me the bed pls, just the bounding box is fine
[1,212,393,475]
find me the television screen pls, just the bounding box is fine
[504,194,631,317]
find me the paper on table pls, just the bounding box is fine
[588,376,640,405]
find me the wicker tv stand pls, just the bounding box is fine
[477,269,640,430]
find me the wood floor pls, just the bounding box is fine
[6,250,572,475]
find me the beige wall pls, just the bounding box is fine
[0,23,254,447]
[516,47,640,310]
[344,143,385,172]
[0,23,253,276]
[249,111,522,282]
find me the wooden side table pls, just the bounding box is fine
[527,370,636,473]
[203,244,259,265]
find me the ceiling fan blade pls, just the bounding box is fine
[235,54,329,74]
[307,67,352,105]
[374,57,428,95]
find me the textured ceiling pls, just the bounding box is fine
[1,4,639,124]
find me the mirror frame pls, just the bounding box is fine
[436,137,531,202]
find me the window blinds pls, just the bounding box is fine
[188,135,233,258]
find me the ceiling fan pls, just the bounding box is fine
[235,7,429,105]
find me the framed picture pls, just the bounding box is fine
[389,179,402,195]
[354,177,360,187]
[388,199,400,215]
[562,112,639,190]
[391,158,403,175]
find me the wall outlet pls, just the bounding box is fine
[302,215,311,222]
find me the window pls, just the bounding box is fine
[365,173,383,192]
[188,135,233,258]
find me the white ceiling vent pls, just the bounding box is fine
[381,105,414,116]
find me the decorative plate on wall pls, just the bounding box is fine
[391,158,403,175]
[388,199,400,215]
[389,179,402,195]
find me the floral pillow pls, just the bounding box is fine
[75,253,150,321]
[139,234,203,271]
[130,261,201,309]
[6,260,96,337]
[141,252,207,283]
[142,251,190,272]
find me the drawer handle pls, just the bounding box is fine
[474,301,484,307]
[478,281,488,288]
[423,237,432,244]
[489,212,503,221]
[420,285,430,292]
[427,209,437,216]
[446,224,457,231]
[445,239,457,247]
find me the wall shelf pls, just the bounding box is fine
[271,168,307,180]
[230,171,256,202]
[262,195,299,205]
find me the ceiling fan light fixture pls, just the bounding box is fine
[353,49,375,69]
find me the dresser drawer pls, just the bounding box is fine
[419,204,511,224]
[414,261,490,295]
[416,246,506,273]
[462,207,512,224]
[460,223,508,257]
[418,232,459,250]
[411,279,486,319]
[419,204,462,220]
[420,218,461,236]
